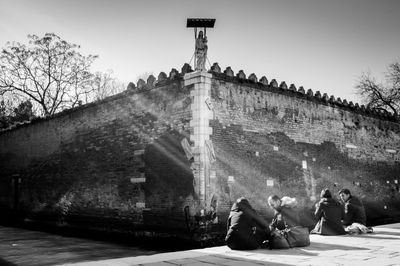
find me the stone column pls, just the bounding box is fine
[184,71,213,209]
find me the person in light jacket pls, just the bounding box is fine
[311,188,346,235]
[268,195,300,231]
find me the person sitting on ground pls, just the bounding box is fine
[268,195,300,231]
[339,188,372,234]
[268,195,310,249]
[311,188,346,235]
[225,197,270,250]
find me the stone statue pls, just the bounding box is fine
[195,30,208,71]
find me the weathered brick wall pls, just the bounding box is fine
[208,67,400,226]
[0,71,198,236]
[2,64,400,242]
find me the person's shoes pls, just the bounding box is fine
[366,227,374,233]
[345,229,357,235]
[260,240,269,249]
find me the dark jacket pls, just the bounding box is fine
[311,198,346,235]
[342,196,366,226]
[225,198,269,250]
[270,199,300,231]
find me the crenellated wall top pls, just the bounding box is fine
[2,62,398,134]
[0,63,195,134]
[208,62,399,123]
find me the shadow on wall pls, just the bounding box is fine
[211,122,400,228]
[143,130,195,228]
[0,258,17,266]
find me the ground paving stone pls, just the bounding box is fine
[1,223,400,265]
[123,223,400,266]
[165,257,201,265]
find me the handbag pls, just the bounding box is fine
[285,226,310,247]
[269,230,290,249]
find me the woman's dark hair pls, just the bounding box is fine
[237,197,250,205]
[320,188,332,198]
[338,188,351,196]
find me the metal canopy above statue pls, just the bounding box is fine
[187,18,216,71]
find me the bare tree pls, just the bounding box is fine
[88,70,125,101]
[356,62,400,117]
[0,33,98,116]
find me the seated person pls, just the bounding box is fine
[268,195,300,231]
[268,195,309,249]
[225,197,270,250]
[311,188,346,235]
[339,188,372,234]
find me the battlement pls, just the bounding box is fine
[0,64,192,134]
[208,62,399,123]
[131,61,399,123]
[2,62,399,135]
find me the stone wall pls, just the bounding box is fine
[207,64,400,226]
[0,68,200,237]
[1,62,400,243]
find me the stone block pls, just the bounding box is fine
[224,67,234,77]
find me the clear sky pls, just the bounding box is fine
[1,0,400,104]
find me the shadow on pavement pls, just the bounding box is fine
[251,241,370,256]
[346,234,400,240]
[0,258,18,266]
[372,231,400,237]
[206,254,296,266]
[0,226,163,266]
[307,241,370,251]
[252,248,318,256]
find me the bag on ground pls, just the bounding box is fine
[286,226,310,247]
[269,230,290,249]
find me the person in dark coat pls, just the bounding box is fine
[311,188,346,235]
[225,197,270,250]
[338,188,367,226]
[268,195,300,231]
[339,189,372,234]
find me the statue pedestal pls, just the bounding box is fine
[184,71,213,209]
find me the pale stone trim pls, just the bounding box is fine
[184,71,213,207]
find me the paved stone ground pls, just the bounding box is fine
[1,223,400,266]
[65,223,400,266]
[0,226,161,266]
